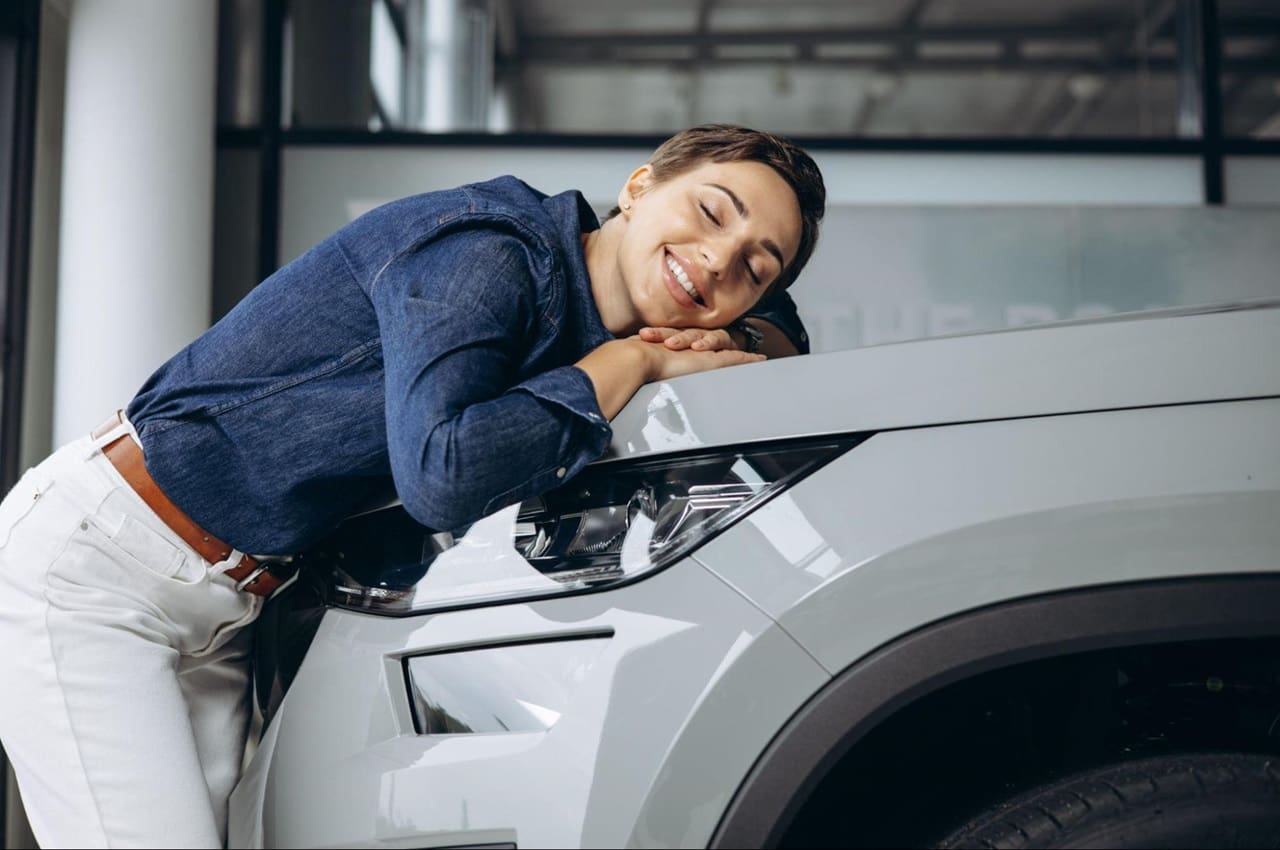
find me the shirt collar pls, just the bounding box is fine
[544,188,615,353]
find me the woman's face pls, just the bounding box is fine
[613,159,803,330]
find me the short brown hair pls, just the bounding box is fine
[608,124,826,290]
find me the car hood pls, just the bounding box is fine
[600,300,1280,464]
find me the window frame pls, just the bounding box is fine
[226,0,1280,280]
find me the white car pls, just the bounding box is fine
[232,300,1280,849]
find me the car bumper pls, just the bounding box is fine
[229,555,828,849]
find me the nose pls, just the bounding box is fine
[699,232,739,279]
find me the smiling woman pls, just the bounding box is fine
[605,124,824,358]
[0,123,823,849]
[577,124,825,418]
[587,159,802,331]
[600,123,825,291]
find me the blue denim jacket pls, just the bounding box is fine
[127,176,808,555]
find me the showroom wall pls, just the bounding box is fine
[4,1,1279,845]
[257,146,1280,354]
[204,0,1280,352]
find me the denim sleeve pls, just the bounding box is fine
[370,226,612,531]
[743,287,810,355]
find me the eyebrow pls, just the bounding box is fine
[704,183,786,272]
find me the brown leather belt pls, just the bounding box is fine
[92,412,284,598]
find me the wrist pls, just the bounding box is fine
[619,337,659,382]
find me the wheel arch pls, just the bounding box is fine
[709,574,1280,848]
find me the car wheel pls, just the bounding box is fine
[936,753,1280,849]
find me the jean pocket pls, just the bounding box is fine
[91,513,204,584]
[0,470,53,551]
[192,593,262,658]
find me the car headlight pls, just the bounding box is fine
[316,437,861,616]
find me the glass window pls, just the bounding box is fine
[795,205,1280,351]
[1218,0,1280,138]
[280,0,1209,137]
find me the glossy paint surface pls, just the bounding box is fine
[233,559,827,848]
[233,304,1280,848]
[604,303,1280,461]
[694,398,1280,673]
[404,637,611,734]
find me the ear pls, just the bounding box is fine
[617,164,655,218]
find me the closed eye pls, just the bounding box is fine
[702,198,764,285]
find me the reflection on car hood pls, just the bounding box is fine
[601,300,1280,464]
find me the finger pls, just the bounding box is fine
[704,349,766,368]
[650,346,765,381]
[734,351,768,364]
[690,329,734,351]
[639,326,678,341]
[664,329,704,349]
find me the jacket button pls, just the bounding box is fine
[556,467,567,478]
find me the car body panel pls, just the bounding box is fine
[232,303,1280,848]
[694,398,1280,673]
[605,303,1280,463]
[710,575,1280,849]
[231,558,829,849]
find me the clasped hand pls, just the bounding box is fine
[633,325,765,382]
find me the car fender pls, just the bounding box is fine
[708,575,1280,848]
[693,397,1280,674]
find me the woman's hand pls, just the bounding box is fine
[575,336,764,422]
[638,326,740,352]
[634,333,765,382]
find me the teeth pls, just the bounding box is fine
[666,255,703,305]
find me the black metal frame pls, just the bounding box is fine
[0,0,40,842]
[234,0,1278,277]
[257,0,284,283]
[1201,0,1225,203]
[0,0,37,494]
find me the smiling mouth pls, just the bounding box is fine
[665,252,705,307]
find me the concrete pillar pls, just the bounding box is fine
[412,0,492,132]
[53,0,216,445]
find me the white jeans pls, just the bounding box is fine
[0,430,263,848]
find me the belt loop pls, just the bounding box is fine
[210,548,248,578]
[119,409,143,448]
[90,409,142,451]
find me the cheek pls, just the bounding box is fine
[730,284,767,313]
[621,239,657,289]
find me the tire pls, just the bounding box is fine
[937,753,1280,849]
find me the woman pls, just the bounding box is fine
[0,124,825,848]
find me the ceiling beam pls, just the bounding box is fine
[515,19,1279,55]
[507,19,1279,74]
[497,54,1279,74]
